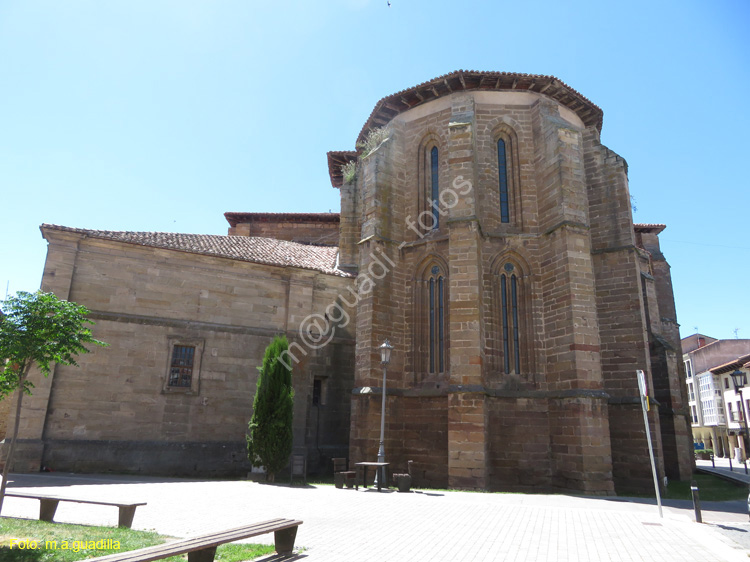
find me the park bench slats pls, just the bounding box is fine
[6,491,146,508]
[87,518,303,562]
[5,492,146,528]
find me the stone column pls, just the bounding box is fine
[532,102,614,494]
[443,95,489,489]
[583,125,665,493]
[638,229,694,480]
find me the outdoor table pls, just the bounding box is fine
[355,462,390,492]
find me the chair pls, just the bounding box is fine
[290,454,307,485]
[332,457,357,489]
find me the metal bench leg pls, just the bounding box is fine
[188,546,217,562]
[274,525,298,554]
[118,505,137,528]
[39,499,59,522]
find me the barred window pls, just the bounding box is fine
[169,345,195,387]
[164,338,204,393]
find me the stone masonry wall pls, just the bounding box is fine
[345,90,623,493]
[5,229,355,475]
[583,127,666,493]
[229,219,339,246]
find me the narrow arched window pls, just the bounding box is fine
[430,146,439,229]
[498,139,510,223]
[498,262,526,374]
[428,268,446,373]
[415,262,449,376]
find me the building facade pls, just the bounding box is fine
[682,335,750,458]
[3,70,693,494]
[329,70,692,494]
[2,215,356,476]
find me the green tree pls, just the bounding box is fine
[0,291,107,511]
[246,335,294,482]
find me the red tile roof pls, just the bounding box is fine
[40,224,353,278]
[634,223,667,234]
[358,70,604,143]
[710,354,750,375]
[327,70,605,187]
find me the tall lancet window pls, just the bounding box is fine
[430,146,439,229]
[415,261,449,376]
[498,138,510,223]
[428,267,446,373]
[496,261,531,375]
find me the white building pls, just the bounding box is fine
[682,334,750,457]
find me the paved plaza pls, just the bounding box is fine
[1,471,749,562]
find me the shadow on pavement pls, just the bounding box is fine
[254,553,308,561]
[3,472,219,489]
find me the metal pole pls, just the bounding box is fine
[375,362,387,487]
[691,481,702,523]
[637,371,663,519]
[740,393,750,468]
[641,396,663,518]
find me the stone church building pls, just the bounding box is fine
[2,70,693,494]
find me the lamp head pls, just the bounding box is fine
[730,369,746,393]
[379,339,394,365]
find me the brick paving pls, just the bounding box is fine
[1,472,749,562]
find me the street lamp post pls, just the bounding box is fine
[375,339,393,488]
[730,369,750,460]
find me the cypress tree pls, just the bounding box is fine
[246,335,294,482]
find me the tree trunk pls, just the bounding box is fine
[0,369,28,514]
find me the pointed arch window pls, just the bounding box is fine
[416,137,442,237]
[495,262,531,375]
[428,268,446,373]
[493,126,521,227]
[498,139,510,223]
[430,146,439,229]
[415,262,449,376]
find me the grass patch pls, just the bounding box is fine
[663,473,749,502]
[0,518,275,562]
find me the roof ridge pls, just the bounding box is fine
[40,224,353,278]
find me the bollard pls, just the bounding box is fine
[691,481,702,523]
[711,453,715,468]
[745,459,748,475]
[730,456,734,472]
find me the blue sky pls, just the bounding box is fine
[1,0,748,341]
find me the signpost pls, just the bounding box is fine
[637,369,663,518]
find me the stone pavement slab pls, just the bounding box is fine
[1,473,749,562]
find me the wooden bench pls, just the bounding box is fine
[88,518,303,562]
[4,491,146,528]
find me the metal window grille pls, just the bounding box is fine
[169,345,195,387]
